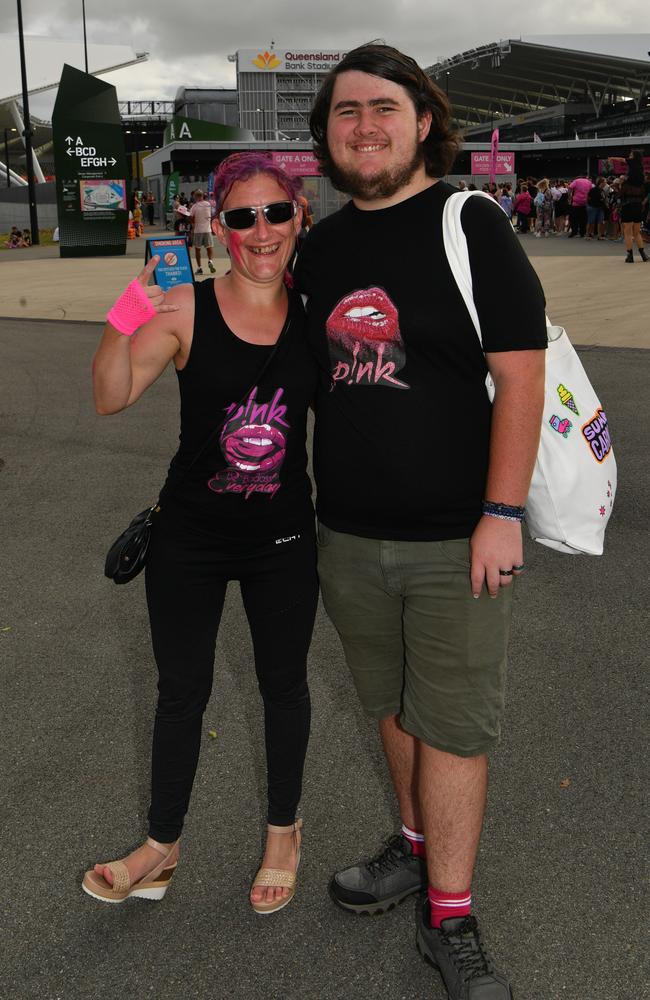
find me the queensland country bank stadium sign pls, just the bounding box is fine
[239,48,348,73]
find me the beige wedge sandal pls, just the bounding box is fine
[250,819,302,915]
[81,837,179,904]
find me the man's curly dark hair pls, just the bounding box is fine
[310,42,462,182]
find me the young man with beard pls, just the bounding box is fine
[294,43,547,999]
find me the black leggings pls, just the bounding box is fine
[144,508,318,842]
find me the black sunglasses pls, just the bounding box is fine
[219,200,296,231]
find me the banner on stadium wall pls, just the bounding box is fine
[165,171,180,211]
[598,156,650,176]
[270,151,321,177]
[52,64,128,258]
[471,151,515,174]
[489,129,499,184]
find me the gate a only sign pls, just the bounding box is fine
[52,65,128,257]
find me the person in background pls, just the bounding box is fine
[132,200,144,237]
[145,192,155,226]
[586,177,607,240]
[189,189,216,276]
[5,226,21,248]
[527,177,538,230]
[513,183,532,232]
[620,151,649,262]
[498,183,513,222]
[568,172,592,237]
[296,193,314,254]
[534,178,553,237]
[607,178,622,241]
[552,179,570,234]
[21,228,32,247]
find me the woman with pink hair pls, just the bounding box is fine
[84,153,318,914]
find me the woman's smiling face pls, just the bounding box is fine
[214,173,301,285]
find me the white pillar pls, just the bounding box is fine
[0,160,28,186]
[9,100,46,184]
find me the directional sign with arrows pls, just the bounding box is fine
[52,64,128,258]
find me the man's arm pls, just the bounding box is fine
[469,349,545,598]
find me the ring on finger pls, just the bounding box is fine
[498,569,514,577]
[512,563,525,572]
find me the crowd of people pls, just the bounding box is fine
[458,155,649,261]
[4,225,32,248]
[128,191,156,237]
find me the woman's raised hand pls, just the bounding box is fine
[137,256,180,313]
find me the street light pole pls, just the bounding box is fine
[82,0,88,74]
[4,129,10,188]
[16,0,40,244]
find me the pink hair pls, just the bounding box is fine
[212,152,303,212]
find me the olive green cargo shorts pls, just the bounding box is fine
[317,523,514,757]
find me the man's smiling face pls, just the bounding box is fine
[325,70,431,204]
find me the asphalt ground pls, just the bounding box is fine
[1,242,648,1000]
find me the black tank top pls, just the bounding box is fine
[160,279,317,540]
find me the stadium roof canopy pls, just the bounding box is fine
[426,36,650,129]
[0,34,147,183]
[0,35,148,137]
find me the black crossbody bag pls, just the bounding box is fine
[104,313,291,584]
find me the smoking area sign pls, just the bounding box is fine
[53,65,128,257]
[145,237,194,291]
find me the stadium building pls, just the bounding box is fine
[3,35,649,229]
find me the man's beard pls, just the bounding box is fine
[328,141,425,201]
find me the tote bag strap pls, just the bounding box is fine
[441,189,554,353]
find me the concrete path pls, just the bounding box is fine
[1,228,649,348]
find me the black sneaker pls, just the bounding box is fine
[416,901,513,999]
[330,833,427,915]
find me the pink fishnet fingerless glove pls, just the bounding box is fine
[106,279,157,336]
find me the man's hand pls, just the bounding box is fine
[469,516,524,599]
[137,256,180,314]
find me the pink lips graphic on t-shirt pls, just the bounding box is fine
[221,422,286,473]
[326,287,400,346]
[325,286,409,389]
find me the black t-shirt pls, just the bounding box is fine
[588,185,606,209]
[294,181,547,541]
[160,280,318,540]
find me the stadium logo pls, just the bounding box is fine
[253,51,281,70]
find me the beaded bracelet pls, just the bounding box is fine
[482,501,526,522]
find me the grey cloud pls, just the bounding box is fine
[2,0,645,101]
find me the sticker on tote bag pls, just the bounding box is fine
[549,414,572,438]
[581,408,612,463]
[556,383,579,415]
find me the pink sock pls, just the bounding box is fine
[401,822,427,859]
[427,885,472,928]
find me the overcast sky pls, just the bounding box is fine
[3,0,648,117]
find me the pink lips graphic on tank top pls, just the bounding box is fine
[222,422,286,473]
[207,386,288,499]
[325,287,409,389]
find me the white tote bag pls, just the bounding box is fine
[442,190,617,555]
